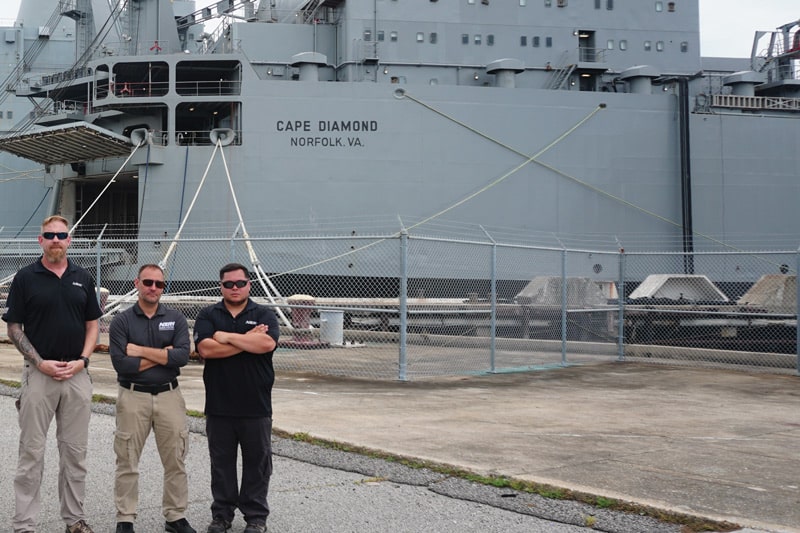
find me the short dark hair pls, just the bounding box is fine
[137,263,164,277]
[219,262,249,280]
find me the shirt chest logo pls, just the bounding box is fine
[72,281,83,288]
[245,320,257,326]
[159,321,175,331]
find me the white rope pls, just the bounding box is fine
[1,142,143,303]
[217,142,292,327]
[103,142,222,318]
[267,102,605,279]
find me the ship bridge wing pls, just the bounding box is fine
[0,122,132,165]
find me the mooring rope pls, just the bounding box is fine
[217,141,292,327]
[398,90,764,257]
[268,95,605,277]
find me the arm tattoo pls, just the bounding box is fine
[7,323,43,367]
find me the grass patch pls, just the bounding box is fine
[92,394,115,404]
[595,496,616,508]
[356,476,388,484]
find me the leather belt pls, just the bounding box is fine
[119,379,179,395]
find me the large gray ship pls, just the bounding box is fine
[0,0,798,288]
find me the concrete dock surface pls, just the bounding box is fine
[0,340,796,532]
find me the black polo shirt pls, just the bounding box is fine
[2,257,103,360]
[109,302,191,385]
[194,298,280,418]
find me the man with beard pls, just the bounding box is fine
[194,263,279,533]
[2,215,102,533]
[109,264,195,533]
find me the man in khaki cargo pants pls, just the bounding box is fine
[2,215,102,533]
[109,264,195,533]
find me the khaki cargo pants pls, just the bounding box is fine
[14,362,92,533]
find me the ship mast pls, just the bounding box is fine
[119,0,182,55]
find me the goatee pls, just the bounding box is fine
[43,249,66,263]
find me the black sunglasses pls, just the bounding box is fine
[141,279,166,289]
[42,232,69,240]
[221,280,249,289]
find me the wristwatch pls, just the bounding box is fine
[80,357,90,368]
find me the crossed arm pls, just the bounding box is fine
[125,343,170,371]
[109,315,190,373]
[197,324,276,359]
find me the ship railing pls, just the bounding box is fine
[578,47,606,63]
[135,39,172,56]
[176,129,241,147]
[361,41,379,62]
[108,80,170,98]
[297,0,342,24]
[543,50,572,90]
[761,96,800,111]
[96,41,137,57]
[142,130,169,146]
[710,94,800,112]
[175,80,242,96]
[199,18,228,55]
[765,62,800,83]
[52,99,86,115]
[94,40,174,58]
[199,19,242,54]
[94,79,240,99]
[37,66,92,88]
[59,0,76,13]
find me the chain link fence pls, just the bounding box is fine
[1,230,798,380]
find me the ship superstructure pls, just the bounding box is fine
[0,0,798,280]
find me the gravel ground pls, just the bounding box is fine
[0,384,697,533]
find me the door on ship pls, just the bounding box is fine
[72,176,138,239]
[577,30,597,62]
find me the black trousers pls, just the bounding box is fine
[206,415,273,523]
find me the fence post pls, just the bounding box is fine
[561,248,568,366]
[398,230,408,381]
[95,237,102,306]
[796,247,800,375]
[94,223,109,309]
[94,228,106,346]
[480,226,498,373]
[617,248,626,361]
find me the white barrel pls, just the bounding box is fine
[319,310,344,345]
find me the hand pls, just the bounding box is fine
[38,360,79,381]
[212,325,267,345]
[126,342,141,357]
[212,331,230,345]
[246,324,268,335]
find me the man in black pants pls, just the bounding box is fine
[108,264,195,533]
[194,263,280,533]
